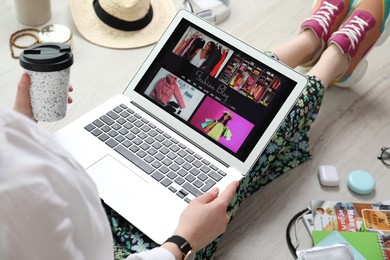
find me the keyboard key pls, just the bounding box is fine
[170,145,180,152]
[98,133,109,142]
[108,130,118,137]
[154,153,164,161]
[91,128,102,136]
[101,125,111,132]
[134,113,142,119]
[151,172,164,181]
[114,106,123,113]
[111,123,121,130]
[209,171,222,181]
[190,168,200,176]
[140,143,150,150]
[117,118,126,125]
[120,111,130,118]
[175,177,185,185]
[198,173,207,181]
[144,155,154,163]
[145,136,155,144]
[105,139,118,148]
[123,122,133,130]
[148,129,158,137]
[169,186,177,193]
[161,178,172,187]
[147,148,157,156]
[136,150,147,158]
[162,140,172,147]
[162,158,172,166]
[182,162,192,171]
[170,164,180,172]
[201,179,216,192]
[151,161,162,169]
[115,135,125,143]
[93,119,104,127]
[218,170,227,176]
[183,183,202,197]
[193,180,203,188]
[174,157,185,165]
[177,169,188,177]
[192,160,202,168]
[118,128,129,135]
[84,124,95,131]
[127,115,137,122]
[178,150,187,157]
[125,133,136,140]
[107,111,119,120]
[122,140,132,147]
[184,155,195,163]
[114,145,154,174]
[159,166,170,174]
[158,147,168,155]
[185,174,196,183]
[200,165,211,173]
[100,115,114,125]
[167,171,177,180]
[167,152,177,160]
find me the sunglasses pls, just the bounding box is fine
[377,147,390,167]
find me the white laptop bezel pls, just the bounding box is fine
[124,9,308,175]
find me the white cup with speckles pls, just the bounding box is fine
[19,43,74,122]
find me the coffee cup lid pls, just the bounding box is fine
[19,43,74,72]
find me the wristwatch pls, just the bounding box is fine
[164,235,194,260]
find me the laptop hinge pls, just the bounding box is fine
[131,101,229,168]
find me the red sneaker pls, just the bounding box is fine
[300,0,352,66]
[329,0,390,86]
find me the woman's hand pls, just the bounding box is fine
[13,73,73,120]
[171,181,239,252]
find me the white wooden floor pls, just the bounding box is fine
[1,0,389,259]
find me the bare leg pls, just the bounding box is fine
[307,44,349,88]
[269,30,322,68]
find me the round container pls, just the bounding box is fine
[19,43,74,122]
[39,24,73,47]
[347,170,376,195]
[14,0,51,26]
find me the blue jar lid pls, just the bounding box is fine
[347,170,375,195]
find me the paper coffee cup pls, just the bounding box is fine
[19,43,74,122]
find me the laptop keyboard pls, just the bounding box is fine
[84,104,227,203]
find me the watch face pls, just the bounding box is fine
[184,250,195,260]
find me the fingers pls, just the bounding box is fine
[15,73,31,104]
[217,181,239,205]
[196,186,219,203]
[68,84,73,104]
[14,73,34,119]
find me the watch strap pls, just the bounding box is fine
[164,235,192,257]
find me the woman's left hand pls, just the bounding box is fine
[13,73,73,120]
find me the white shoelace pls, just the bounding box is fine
[333,15,370,50]
[306,1,340,35]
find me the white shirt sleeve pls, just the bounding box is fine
[0,106,113,260]
[0,106,179,260]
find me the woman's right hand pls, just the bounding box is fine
[171,180,239,252]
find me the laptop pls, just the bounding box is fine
[55,9,308,244]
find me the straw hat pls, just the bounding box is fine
[70,0,177,49]
[223,111,233,119]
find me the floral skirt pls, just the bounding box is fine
[103,75,324,260]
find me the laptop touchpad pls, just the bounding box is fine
[86,155,149,200]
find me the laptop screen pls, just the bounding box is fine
[134,19,298,162]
